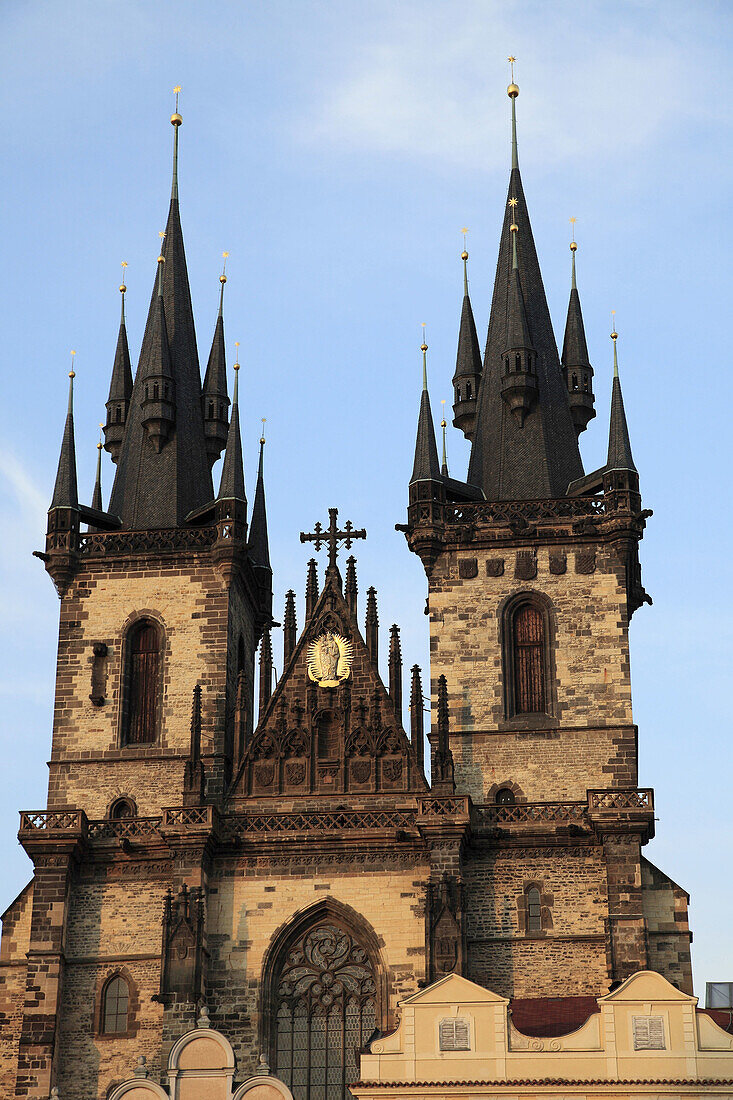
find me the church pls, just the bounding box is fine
[2,76,733,1100]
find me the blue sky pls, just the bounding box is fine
[1,0,732,998]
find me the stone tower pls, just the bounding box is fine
[403,78,691,998]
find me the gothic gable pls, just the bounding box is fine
[228,572,427,800]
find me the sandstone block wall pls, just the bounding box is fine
[0,883,33,1096]
[429,543,635,802]
[642,857,693,994]
[464,844,610,997]
[47,553,256,817]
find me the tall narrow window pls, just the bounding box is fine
[124,620,160,745]
[272,922,377,1100]
[513,604,546,714]
[526,887,542,933]
[102,974,129,1034]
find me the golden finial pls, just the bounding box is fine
[509,196,519,233]
[420,322,428,353]
[569,216,578,252]
[69,349,76,379]
[507,56,519,98]
[461,227,469,262]
[171,85,182,126]
[98,423,104,450]
[260,417,266,445]
[120,260,128,293]
[440,399,447,429]
[234,340,240,369]
[221,251,229,284]
[611,310,618,340]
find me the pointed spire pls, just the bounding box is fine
[258,627,273,717]
[305,559,319,623]
[108,96,213,528]
[91,428,103,513]
[432,674,455,792]
[452,236,483,440]
[283,590,297,665]
[218,359,246,504]
[345,555,358,618]
[410,333,441,484]
[607,327,637,473]
[388,625,402,715]
[50,357,79,511]
[467,67,583,499]
[138,252,176,452]
[366,587,378,668]
[561,226,595,436]
[440,401,449,477]
[248,420,270,568]
[202,254,231,468]
[183,683,205,806]
[104,266,134,463]
[171,86,182,201]
[410,665,425,773]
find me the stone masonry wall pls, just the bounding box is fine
[47,552,255,817]
[642,857,693,994]
[429,542,635,802]
[464,843,610,998]
[0,883,33,1096]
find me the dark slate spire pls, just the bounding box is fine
[91,434,103,513]
[258,626,273,717]
[104,275,133,463]
[108,106,213,528]
[440,404,449,478]
[498,221,538,427]
[247,425,269,569]
[50,363,78,511]
[452,245,483,440]
[607,330,637,474]
[366,587,378,668]
[561,235,596,436]
[432,674,455,793]
[138,255,176,452]
[467,78,583,499]
[218,362,246,505]
[201,261,230,468]
[410,339,441,484]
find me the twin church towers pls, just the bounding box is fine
[0,75,692,1100]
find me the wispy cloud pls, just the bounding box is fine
[301,0,718,173]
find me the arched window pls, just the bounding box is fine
[109,797,135,820]
[495,787,515,806]
[526,887,542,933]
[513,604,546,715]
[101,974,129,1034]
[271,921,378,1100]
[123,619,161,745]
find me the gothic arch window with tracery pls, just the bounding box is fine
[121,618,162,746]
[271,921,379,1100]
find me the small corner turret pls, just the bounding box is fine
[44,361,80,595]
[407,337,445,574]
[201,255,231,468]
[451,238,482,440]
[103,271,133,462]
[561,227,596,435]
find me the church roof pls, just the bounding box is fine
[467,89,583,500]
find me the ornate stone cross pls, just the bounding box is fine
[300,508,366,573]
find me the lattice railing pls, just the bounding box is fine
[229,808,416,836]
[588,788,654,811]
[445,496,609,526]
[19,810,85,833]
[79,526,217,558]
[474,801,587,826]
[87,816,162,840]
[162,807,212,827]
[417,797,470,817]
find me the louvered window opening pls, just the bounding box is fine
[527,888,542,933]
[102,975,129,1034]
[513,605,545,714]
[274,923,377,1100]
[126,622,159,744]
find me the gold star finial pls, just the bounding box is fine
[421,322,427,352]
[569,216,578,252]
[611,310,618,338]
[221,251,229,283]
[120,260,128,293]
[234,340,240,368]
[508,197,518,208]
[174,85,181,111]
[261,417,267,445]
[69,349,76,379]
[440,398,447,429]
[508,56,516,81]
